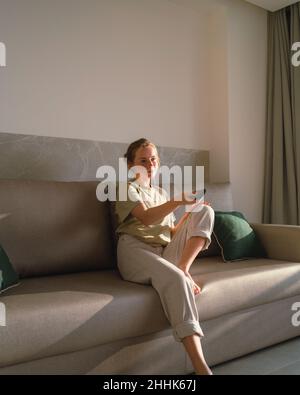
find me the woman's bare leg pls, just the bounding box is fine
[177,236,206,295]
[182,334,213,375]
[177,237,212,374]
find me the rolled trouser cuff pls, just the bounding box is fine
[173,320,204,343]
[188,230,212,250]
[188,206,215,250]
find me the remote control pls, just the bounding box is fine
[189,188,206,200]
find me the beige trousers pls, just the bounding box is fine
[117,204,215,342]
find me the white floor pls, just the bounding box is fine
[211,337,300,375]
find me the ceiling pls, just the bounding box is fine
[244,0,299,11]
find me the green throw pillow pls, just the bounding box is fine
[213,211,266,262]
[0,244,19,294]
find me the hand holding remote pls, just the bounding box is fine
[189,188,206,200]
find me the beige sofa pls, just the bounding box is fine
[0,179,300,375]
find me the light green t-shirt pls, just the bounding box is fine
[114,180,176,247]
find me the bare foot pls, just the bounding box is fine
[185,272,201,296]
[178,265,201,296]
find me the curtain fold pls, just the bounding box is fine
[263,2,300,224]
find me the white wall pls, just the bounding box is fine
[0,0,268,222]
[0,0,212,150]
[226,0,268,223]
[170,0,268,222]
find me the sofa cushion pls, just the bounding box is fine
[0,270,170,368]
[0,180,116,278]
[191,257,300,320]
[213,211,266,261]
[1,257,300,368]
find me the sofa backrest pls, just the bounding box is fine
[0,180,116,278]
[205,182,234,211]
[0,180,233,278]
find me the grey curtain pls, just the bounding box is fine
[263,2,300,224]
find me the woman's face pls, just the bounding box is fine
[128,145,159,182]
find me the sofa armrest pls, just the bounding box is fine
[250,222,300,262]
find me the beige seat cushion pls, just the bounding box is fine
[1,257,300,367]
[0,270,169,368]
[191,257,300,320]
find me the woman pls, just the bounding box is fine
[114,138,215,375]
